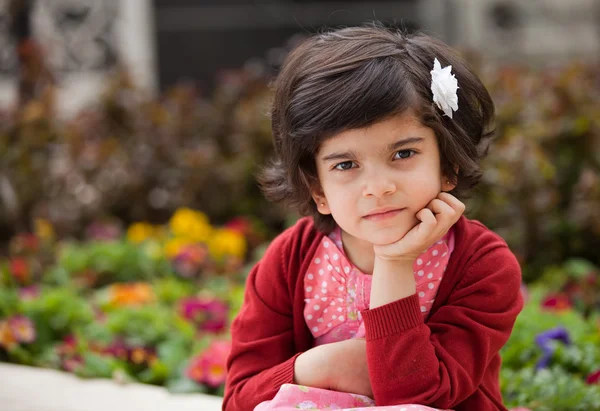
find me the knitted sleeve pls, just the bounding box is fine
[361,241,523,409]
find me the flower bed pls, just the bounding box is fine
[0,208,260,396]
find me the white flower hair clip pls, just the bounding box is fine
[430,58,459,119]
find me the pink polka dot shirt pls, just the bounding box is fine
[304,226,455,346]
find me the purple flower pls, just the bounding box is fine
[85,221,122,242]
[535,326,571,370]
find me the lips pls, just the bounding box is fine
[363,207,405,220]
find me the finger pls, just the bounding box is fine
[416,208,437,234]
[426,199,455,238]
[427,198,455,218]
[438,192,466,215]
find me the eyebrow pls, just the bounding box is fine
[320,137,425,162]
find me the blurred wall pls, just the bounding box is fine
[0,0,157,117]
[436,0,600,61]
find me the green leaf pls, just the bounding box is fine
[78,352,119,379]
[166,377,207,394]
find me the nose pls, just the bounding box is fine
[361,170,397,198]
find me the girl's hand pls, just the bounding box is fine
[374,192,465,263]
[294,338,372,398]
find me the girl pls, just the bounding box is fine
[223,24,523,411]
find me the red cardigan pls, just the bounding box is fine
[223,216,523,411]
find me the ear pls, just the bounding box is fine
[442,178,457,192]
[310,186,332,215]
[442,166,459,192]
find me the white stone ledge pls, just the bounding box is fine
[0,363,223,411]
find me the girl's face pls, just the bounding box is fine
[313,110,456,254]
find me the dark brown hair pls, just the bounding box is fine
[258,24,495,232]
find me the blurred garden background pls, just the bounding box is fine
[0,0,600,410]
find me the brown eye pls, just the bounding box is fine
[394,150,415,160]
[334,161,355,171]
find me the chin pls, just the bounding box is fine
[367,227,410,246]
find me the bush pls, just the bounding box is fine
[467,61,600,280]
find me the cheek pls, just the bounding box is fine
[409,175,443,207]
[324,186,353,209]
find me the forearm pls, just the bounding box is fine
[370,257,416,309]
[293,344,331,387]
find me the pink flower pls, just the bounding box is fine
[103,339,130,361]
[56,335,78,356]
[541,293,572,311]
[186,340,231,388]
[179,297,228,333]
[8,315,36,344]
[587,369,600,385]
[19,286,40,301]
[56,335,83,372]
[62,356,84,372]
[172,245,208,278]
[85,221,123,242]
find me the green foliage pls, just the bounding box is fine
[103,305,194,347]
[501,287,599,370]
[501,366,600,410]
[54,240,172,286]
[500,286,600,409]
[21,287,95,341]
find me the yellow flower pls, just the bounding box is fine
[163,237,194,259]
[208,228,247,261]
[127,222,158,244]
[34,219,55,242]
[169,208,213,243]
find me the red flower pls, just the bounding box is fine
[587,369,600,385]
[224,217,252,235]
[584,272,597,286]
[541,293,572,311]
[9,258,31,285]
[10,233,40,254]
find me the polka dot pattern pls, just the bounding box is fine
[304,226,455,341]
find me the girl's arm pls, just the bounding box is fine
[361,240,523,408]
[223,232,300,411]
[224,223,339,410]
